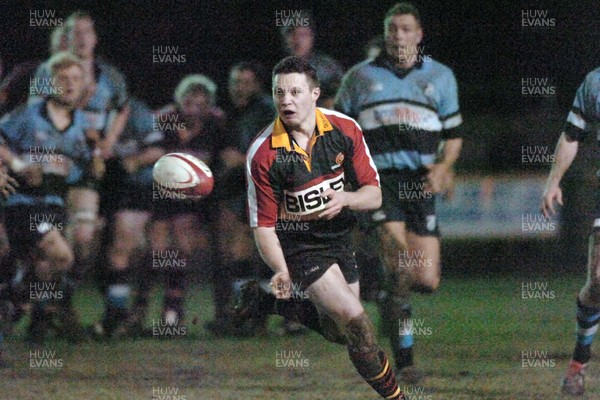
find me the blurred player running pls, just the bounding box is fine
[90,97,164,338]
[31,12,130,303]
[149,75,223,329]
[206,61,275,337]
[542,67,600,396]
[335,2,463,383]
[0,52,96,342]
[246,56,404,400]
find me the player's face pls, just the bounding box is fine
[384,14,423,64]
[180,91,211,118]
[229,69,260,108]
[53,65,84,106]
[285,27,314,58]
[70,17,97,59]
[273,72,319,130]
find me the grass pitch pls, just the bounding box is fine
[0,273,594,399]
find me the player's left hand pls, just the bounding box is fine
[424,163,452,194]
[0,167,18,199]
[319,189,349,220]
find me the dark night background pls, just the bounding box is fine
[1,0,599,266]
[2,1,599,116]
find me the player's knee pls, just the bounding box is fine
[71,211,99,244]
[413,275,440,293]
[109,254,130,271]
[53,248,74,273]
[72,223,96,245]
[336,301,366,326]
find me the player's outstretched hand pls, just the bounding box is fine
[541,182,562,218]
[0,167,18,198]
[270,271,292,299]
[319,189,348,220]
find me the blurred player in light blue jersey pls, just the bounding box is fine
[89,97,164,338]
[0,52,98,343]
[335,2,463,383]
[30,12,130,283]
[543,67,600,396]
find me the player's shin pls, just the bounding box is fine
[346,312,404,399]
[380,269,413,370]
[572,230,600,366]
[573,297,600,365]
[55,271,85,342]
[163,264,186,325]
[103,269,131,335]
[128,251,153,328]
[276,299,347,343]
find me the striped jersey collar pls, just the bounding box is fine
[271,108,334,150]
[373,53,424,78]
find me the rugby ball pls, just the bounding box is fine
[152,153,214,199]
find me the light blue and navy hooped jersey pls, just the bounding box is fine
[30,58,128,133]
[0,100,91,207]
[116,97,164,187]
[335,55,463,171]
[564,67,600,142]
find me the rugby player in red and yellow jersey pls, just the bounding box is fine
[246,56,404,400]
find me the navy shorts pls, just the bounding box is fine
[367,168,439,236]
[4,205,66,255]
[285,245,359,290]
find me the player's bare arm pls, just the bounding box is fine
[253,226,292,299]
[123,146,165,174]
[0,144,43,187]
[100,104,131,158]
[425,137,462,193]
[542,132,579,217]
[319,185,382,220]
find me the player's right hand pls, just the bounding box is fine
[541,182,562,218]
[270,271,292,299]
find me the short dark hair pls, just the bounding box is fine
[231,61,268,90]
[384,2,422,26]
[272,56,320,88]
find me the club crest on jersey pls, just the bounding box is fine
[335,152,344,165]
[283,173,345,215]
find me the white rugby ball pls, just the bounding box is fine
[152,153,214,199]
